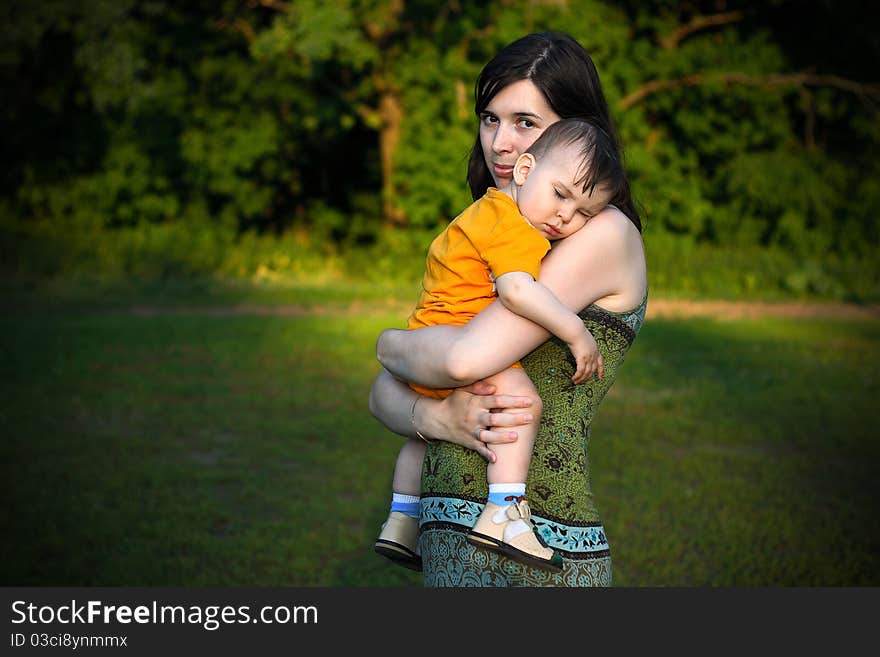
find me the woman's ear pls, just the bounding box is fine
[513,153,536,186]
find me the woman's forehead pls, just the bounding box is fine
[485,79,556,118]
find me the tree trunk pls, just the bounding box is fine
[378,86,406,227]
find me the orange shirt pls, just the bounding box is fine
[408,188,551,330]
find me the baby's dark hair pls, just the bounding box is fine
[525,118,628,204]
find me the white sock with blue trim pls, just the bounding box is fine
[487,483,525,506]
[390,493,420,519]
[488,483,530,541]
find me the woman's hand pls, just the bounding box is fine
[416,380,533,463]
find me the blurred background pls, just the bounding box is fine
[1,0,878,586]
[2,0,878,298]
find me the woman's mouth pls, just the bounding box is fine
[493,163,513,178]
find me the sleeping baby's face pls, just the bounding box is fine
[511,144,611,241]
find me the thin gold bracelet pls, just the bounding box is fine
[410,396,437,445]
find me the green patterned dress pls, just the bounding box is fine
[419,295,647,587]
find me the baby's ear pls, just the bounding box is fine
[513,153,536,186]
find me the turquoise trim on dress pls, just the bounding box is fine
[420,496,609,555]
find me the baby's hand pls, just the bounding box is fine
[568,329,604,384]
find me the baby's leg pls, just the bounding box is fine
[467,367,560,570]
[375,438,426,570]
[482,367,542,485]
[392,438,427,496]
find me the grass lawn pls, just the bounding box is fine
[1,283,878,586]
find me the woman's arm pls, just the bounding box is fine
[377,207,644,388]
[368,368,533,463]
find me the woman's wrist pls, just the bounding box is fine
[410,395,438,445]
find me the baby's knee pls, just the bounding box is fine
[505,382,543,416]
[526,389,543,417]
[512,373,544,403]
[489,368,543,416]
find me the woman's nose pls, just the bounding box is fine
[491,123,514,154]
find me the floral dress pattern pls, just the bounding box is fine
[419,295,647,587]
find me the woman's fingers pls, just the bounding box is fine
[469,439,498,463]
[438,385,531,457]
[481,394,533,410]
[481,409,532,428]
[478,427,520,444]
[473,410,529,446]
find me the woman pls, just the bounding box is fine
[370,32,647,586]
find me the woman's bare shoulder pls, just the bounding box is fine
[586,204,641,240]
[547,205,646,311]
[556,204,643,258]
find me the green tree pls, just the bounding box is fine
[1,0,877,297]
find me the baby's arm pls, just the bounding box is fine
[494,271,603,384]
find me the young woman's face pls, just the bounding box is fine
[479,79,561,188]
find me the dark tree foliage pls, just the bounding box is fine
[1,1,877,295]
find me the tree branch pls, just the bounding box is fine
[619,72,880,110]
[214,18,257,42]
[660,11,744,49]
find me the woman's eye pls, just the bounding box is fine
[517,118,536,129]
[480,114,498,126]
